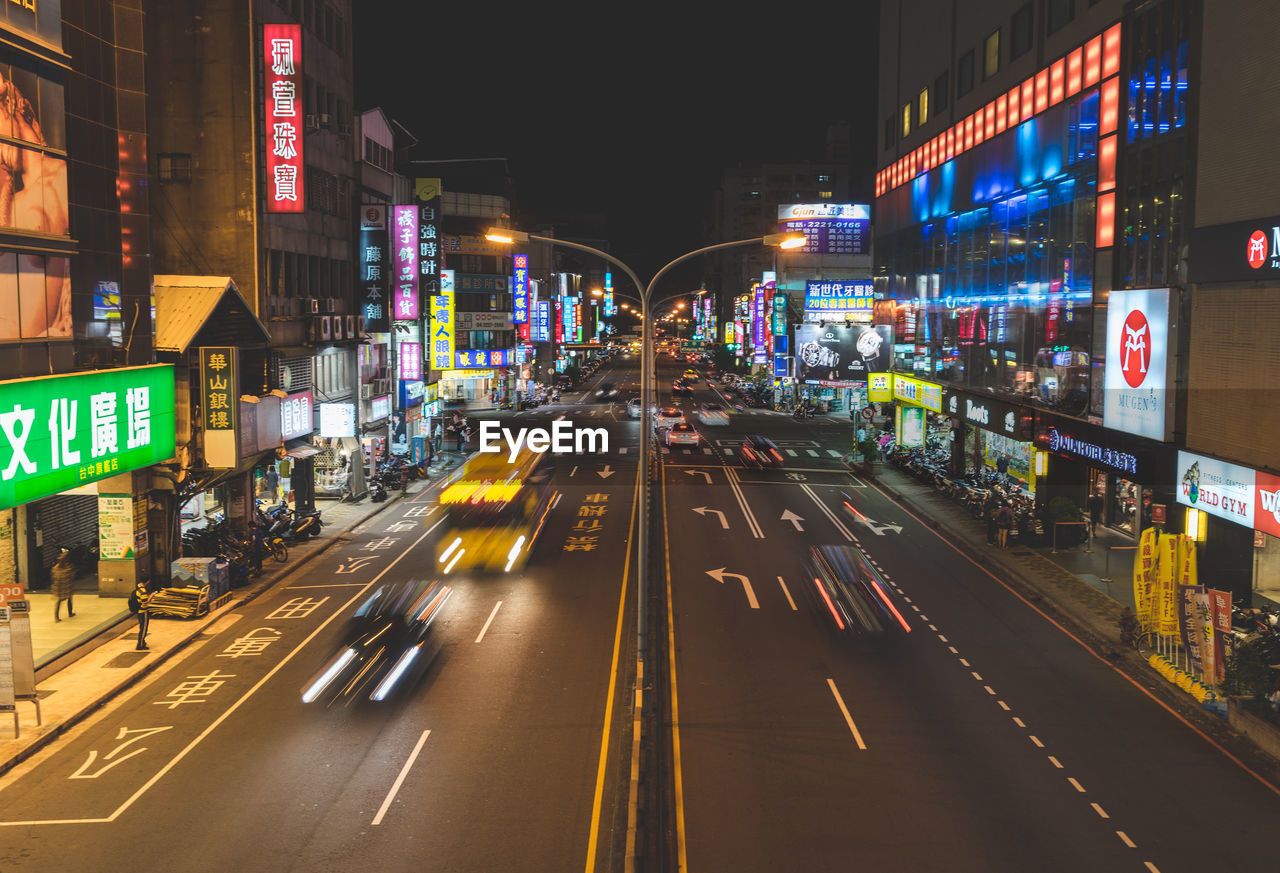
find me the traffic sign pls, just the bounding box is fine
[861,407,874,420]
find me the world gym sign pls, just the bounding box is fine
[0,365,176,509]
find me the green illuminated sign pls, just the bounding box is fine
[0,365,176,509]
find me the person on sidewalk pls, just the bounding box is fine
[984,493,999,546]
[129,580,154,651]
[996,503,1014,549]
[51,548,76,621]
[433,421,443,455]
[1088,492,1104,537]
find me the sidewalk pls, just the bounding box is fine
[0,466,452,778]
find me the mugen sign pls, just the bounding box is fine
[0,365,176,509]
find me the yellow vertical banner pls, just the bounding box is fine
[1156,533,1179,636]
[1134,526,1158,628]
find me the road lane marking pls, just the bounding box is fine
[776,576,797,610]
[1030,735,1045,748]
[475,601,503,643]
[724,466,764,538]
[1117,831,1136,848]
[1049,756,1064,768]
[372,730,431,826]
[1068,777,1086,793]
[1091,802,1109,819]
[661,452,690,873]
[1013,717,1026,727]
[826,679,867,750]
[799,484,854,541]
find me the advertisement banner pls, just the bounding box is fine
[777,203,869,255]
[1208,588,1232,683]
[201,347,238,469]
[795,324,892,385]
[1104,288,1171,441]
[399,341,422,382]
[1134,526,1158,629]
[512,254,530,325]
[898,405,925,448]
[891,373,944,413]
[429,270,456,372]
[416,178,442,309]
[1254,470,1280,539]
[943,387,1032,440]
[533,300,551,343]
[804,280,874,314]
[279,390,314,441]
[455,349,512,369]
[391,205,419,321]
[264,24,304,213]
[319,403,355,438]
[358,206,389,332]
[1176,450,1254,530]
[1188,217,1280,283]
[1178,585,1205,678]
[98,494,135,560]
[868,373,892,403]
[1156,533,1179,636]
[0,365,176,509]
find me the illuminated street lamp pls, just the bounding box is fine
[484,225,805,666]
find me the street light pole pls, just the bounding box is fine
[485,229,803,667]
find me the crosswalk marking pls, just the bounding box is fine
[785,449,798,457]
[806,449,819,457]
[827,450,842,457]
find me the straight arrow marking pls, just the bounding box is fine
[780,509,805,531]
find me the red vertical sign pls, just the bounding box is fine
[264,25,305,213]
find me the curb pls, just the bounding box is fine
[0,487,418,777]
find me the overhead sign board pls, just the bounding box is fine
[0,365,176,509]
[777,203,869,255]
[1189,216,1280,283]
[429,270,456,371]
[1177,450,1254,529]
[804,280,874,313]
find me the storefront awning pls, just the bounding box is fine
[285,445,322,460]
[153,276,271,354]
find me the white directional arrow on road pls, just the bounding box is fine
[692,506,729,529]
[706,568,759,609]
[598,465,615,479]
[851,515,903,535]
[683,469,712,484]
[780,509,806,531]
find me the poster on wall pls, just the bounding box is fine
[794,324,893,384]
[1104,288,1172,441]
[98,494,135,560]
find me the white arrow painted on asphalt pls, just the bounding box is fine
[852,515,903,535]
[598,465,615,479]
[692,506,729,529]
[683,469,712,484]
[706,568,759,609]
[780,509,806,531]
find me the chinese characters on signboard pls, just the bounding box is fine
[533,300,550,343]
[804,280,874,313]
[416,178,442,312]
[429,270,456,372]
[264,25,304,213]
[392,205,419,321]
[512,254,529,325]
[454,349,513,368]
[201,347,238,468]
[280,390,313,441]
[399,341,422,381]
[777,204,869,255]
[359,205,388,332]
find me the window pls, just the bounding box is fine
[818,191,833,199]
[1010,3,1034,61]
[902,103,912,139]
[957,50,975,97]
[157,153,192,182]
[884,115,896,149]
[984,30,1000,79]
[918,88,929,126]
[934,71,950,113]
[1048,0,1075,34]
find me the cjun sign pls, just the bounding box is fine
[0,365,176,509]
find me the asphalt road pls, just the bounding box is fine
[654,354,1280,873]
[4,350,1280,873]
[0,355,643,873]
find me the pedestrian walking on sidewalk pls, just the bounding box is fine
[52,548,76,621]
[1088,492,1103,536]
[984,493,999,545]
[433,421,443,455]
[996,504,1014,549]
[130,580,154,651]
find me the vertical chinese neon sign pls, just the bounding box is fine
[392,205,419,320]
[512,254,529,325]
[264,25,304,214]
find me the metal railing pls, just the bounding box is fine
[1100,544,1138,586]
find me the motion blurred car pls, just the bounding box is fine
[682,369,700,383]
[627,397,642,418]
[653,406,686,431]
[672,379,693,397]
[806,544,912,637]
[697,402,729,426]
[595,382,618,400]
[663,422,702,447]
[738,434,784,468]
[302,579,453,705]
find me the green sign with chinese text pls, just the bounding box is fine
[0,365,176,509]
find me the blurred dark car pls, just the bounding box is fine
[805,545,912,637]
[595,382,619,400]
[302,579,452,705]
[672,379,693,397]
[738,434,784,468]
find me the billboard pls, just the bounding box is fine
[512,254,530,324]
[264,25,304,213]
[358,206,388,332]
[1104,288,1172,441]
[391,206,419,320]
[804,280,874,314]
[794,324,893,385]
[777,203,869,255]
[429,270,456,371]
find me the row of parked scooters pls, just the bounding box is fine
[180,500,324,587]
[884,443,1046,544]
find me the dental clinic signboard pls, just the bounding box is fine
[0,365,176,510]
[1103,288,1173,442]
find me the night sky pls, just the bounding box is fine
[353,6,880,288]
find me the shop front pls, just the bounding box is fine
[1035,411,1177,543]
[315,402,360,499]
[943,387,1037,494]
[362,393,391,475]
[890,373,949,454]
[437,367,499,405]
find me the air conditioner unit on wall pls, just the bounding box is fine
[304,114,317,131]
[325,297,339,313]
[306,297,319,314]
[312,315,331,342]
[330,315,344,340]
[360,384,372,400]
[345,315,356,336]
